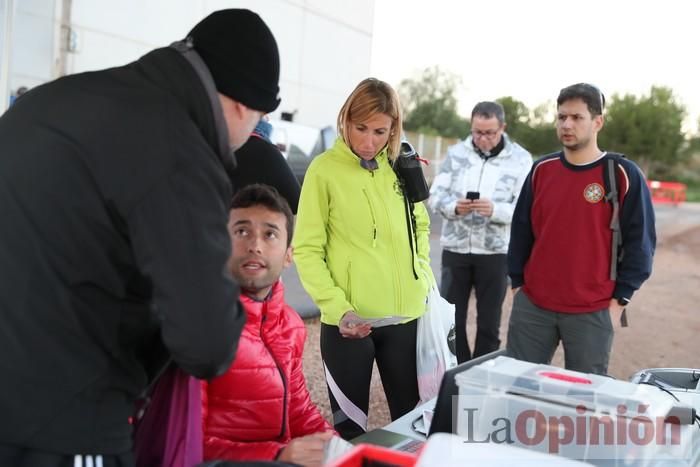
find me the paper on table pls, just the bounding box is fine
[340,311,405,328]
[418,409,434,435]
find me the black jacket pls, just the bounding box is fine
[0,47,245,454]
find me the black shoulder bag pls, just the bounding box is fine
[393,141,430,280]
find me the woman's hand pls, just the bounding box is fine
[338,311,372,338]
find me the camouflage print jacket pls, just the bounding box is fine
[428,134,532,255]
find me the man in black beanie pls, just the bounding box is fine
[186,9,281,152]
[0,9,282,466]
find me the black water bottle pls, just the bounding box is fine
[394,141,429,203]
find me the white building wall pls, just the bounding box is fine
[1,0,59,107]
[45,0,375,127]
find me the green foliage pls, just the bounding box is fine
[681,132,700,162]
[398,66,469,138]
[496,97,558,157]
[399,72,694,176]
[519,126,560,158]
[599,86,686,179]
[685,182,700,202]
[497,96,529,135]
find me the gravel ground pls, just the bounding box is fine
[301,223,700,431]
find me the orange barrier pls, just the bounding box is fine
[647,180,686,205]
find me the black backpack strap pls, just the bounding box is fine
[393,157,420,280]
[603,153,625,280]
[402,194,419,280]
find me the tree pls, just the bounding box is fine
[398,66,468,138]
[600,86,686,178]
[677,118,700,184]
[496,96,529,138]
[496,97,558,157]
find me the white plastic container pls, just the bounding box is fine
[454,357,696,466]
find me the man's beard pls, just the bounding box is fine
[560,135,590,152]
[239,277,273,294]
[562,140,582,151]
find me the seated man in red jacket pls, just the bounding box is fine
[202,183,333,466]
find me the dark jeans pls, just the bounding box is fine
[506,289,614,375]
[320,320,419,440]
[440,251,507,363]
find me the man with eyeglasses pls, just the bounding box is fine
[506,83,656,375]
[429,101,533,363]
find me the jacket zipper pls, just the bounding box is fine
[259,304,288,439]
[362,188,378,248]
[468,159,488,252]
[380,171,403,312]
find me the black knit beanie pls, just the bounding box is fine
[188,9,281,113]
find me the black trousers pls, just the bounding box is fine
[320,320,419,440]
[440,251,507,363]
[0,445,133,467]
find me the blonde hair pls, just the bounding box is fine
[337,78,403,160]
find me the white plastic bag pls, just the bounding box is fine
[416,269,457,404]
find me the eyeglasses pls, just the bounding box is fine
[471,128,502,139]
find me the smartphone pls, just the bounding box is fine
[466,191,480,200]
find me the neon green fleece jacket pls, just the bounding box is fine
[293,138,431,326]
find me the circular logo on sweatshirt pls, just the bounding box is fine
[583,183,605,203]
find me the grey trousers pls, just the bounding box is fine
[506,290,614,375]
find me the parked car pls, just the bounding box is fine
[269,120,335,184]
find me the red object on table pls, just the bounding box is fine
[326,443,418,467]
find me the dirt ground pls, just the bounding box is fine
[301,219,700,431]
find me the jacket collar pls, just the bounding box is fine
[170,39,232,167]
[239,280,285,324]
[331,137,389,168]
[464,133,516,160]
[132,45,236,177]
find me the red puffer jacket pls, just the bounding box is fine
[202,280,332,461]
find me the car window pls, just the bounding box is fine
[269,120,336,185]
[269,120,321,159]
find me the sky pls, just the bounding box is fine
[370,0,699,133]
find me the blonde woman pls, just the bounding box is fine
[293,78,431,439]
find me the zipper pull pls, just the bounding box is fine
[373,227,377,247]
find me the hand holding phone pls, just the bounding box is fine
[456,192,480,215]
